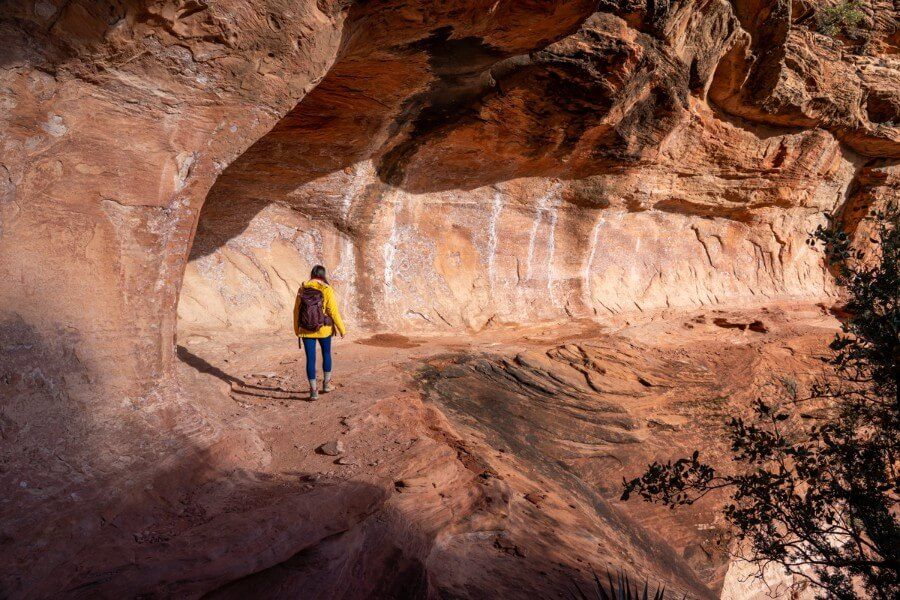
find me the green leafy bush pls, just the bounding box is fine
[816,1,865,37]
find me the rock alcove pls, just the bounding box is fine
[176,2,889,341]
[1,0,898,597]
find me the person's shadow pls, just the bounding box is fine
[176,345,241,386]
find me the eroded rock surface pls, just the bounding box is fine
[1,0,898,598]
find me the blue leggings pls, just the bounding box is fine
[301,336,332,380]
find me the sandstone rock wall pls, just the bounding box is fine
[1,0,353,394]
[180,156,846,335]
[179,2,898,337]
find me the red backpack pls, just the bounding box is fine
[297,285,333,331]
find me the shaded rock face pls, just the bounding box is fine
[0,0,898,597]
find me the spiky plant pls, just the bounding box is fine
[572,569,683,600]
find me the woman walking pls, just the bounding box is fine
[294,265,346,400]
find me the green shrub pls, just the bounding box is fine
[816,1,865,37]
[622,202,899,600]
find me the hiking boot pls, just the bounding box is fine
[323,372,334,393]
[308,379,319,400]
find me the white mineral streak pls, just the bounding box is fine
[526,182,561,282]
[583,213,605,306]
[383,187,406,294]
[487,188,504,284]
[341,161,373,221]
[542,184,563,309]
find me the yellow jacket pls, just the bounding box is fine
[294,279,346,338]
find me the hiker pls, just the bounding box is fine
[294,265,346,400]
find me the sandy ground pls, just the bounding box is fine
[0,303,840,599]
[159,302,839,599]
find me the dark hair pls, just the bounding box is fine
[310,264,328,284]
